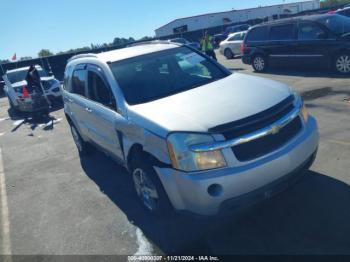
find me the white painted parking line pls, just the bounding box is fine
[134,228,153,255]
[0,117,9,122]
[0,148,12,256]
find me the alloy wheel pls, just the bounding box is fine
[254,56,265,71]
[336,55,350,73]
[132,168,159,211]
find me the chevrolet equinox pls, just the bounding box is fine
[63,41,319,216]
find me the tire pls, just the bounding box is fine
[334,53,350,74]
[131,154,173,217]
[69,124,95,156]
[224,48,234,59]
[252,54,267,72]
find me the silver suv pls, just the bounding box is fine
[63,42,319,216]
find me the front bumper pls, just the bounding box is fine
[155,116,318,216]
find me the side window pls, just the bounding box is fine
[87,70,115,108]
[298,23,325,40]
[228,34,241,41]
[246,26,268,42]
[71,69,86,96]
[269,24,295,41]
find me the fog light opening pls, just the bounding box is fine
[207,184,223,197]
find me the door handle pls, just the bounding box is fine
[67,98,74,103]
[85,107,93,113]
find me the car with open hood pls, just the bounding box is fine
[3,65,62,112]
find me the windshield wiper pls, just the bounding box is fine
[341,32,350,37]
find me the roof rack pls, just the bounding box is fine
[127,40,174,47]
[68,53,98,62]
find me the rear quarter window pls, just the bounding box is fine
[245,26,268,42]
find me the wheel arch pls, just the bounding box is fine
[126,143,171,173]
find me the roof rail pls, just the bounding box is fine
[68,53,98,62]
[127,40,174,47]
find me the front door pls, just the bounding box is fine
[84,65,125,160]
[267,23,297,68]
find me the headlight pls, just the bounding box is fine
[167,133,227,172]
[301,103,309,123]
[293,91,308,123]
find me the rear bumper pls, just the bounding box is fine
[155,116,319,216]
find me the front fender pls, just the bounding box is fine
[122,126,171,168]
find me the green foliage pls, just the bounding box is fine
[38,49,54,57]
[112,37,135,46]
[0,59,10,64]
[56,46,91,55]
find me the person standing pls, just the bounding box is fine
[25,65,50,120]
[200,31,217,61]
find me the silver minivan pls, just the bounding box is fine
[63,42,318,216]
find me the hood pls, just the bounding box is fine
[11,80,27,88]
[128,73,292,137]
[40,76,55,81]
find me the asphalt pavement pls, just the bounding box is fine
[0,52,349,255]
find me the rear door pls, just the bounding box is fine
[65,65,90,138]
[228,32,245,55]
[294,21,334,67]
[84,64,124,160]
[267,23,297,67]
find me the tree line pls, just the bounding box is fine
[0,36,152,64]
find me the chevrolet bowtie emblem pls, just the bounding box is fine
[270,124,282,135]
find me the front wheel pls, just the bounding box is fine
[334,53,350,74]
[252,55,267,72]
[131,155,173,217]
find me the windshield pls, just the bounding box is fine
[317,15,350,35]
[109,47,228,105]
[7,68,48,84]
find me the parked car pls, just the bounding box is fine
[167,37,200,50]
[242,14,350,74]
[335,6,350,17]
[3,65,62,113]
[63,42,318,216]
[219,31,247,59]
[224,24,250,37]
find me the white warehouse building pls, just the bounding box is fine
[155,0,320,38]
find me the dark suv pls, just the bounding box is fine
[241,14,350,74]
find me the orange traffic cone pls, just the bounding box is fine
[22,85,29,98]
